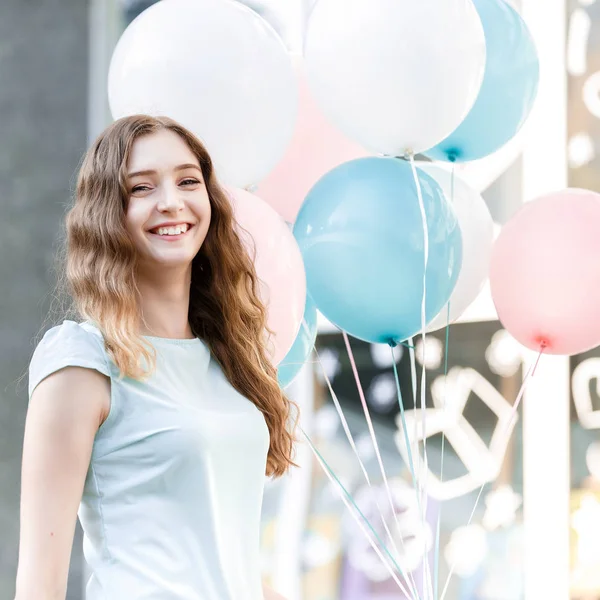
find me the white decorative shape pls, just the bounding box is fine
[572,358,600,429]
[482,484,522,531]
[568,132,595,168]
[395,367,517,500]
[443,525,488,578]
[583,70,600,119]
[567,8,592,76]
[415,336,444,370]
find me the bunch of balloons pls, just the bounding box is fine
[107,0,549,386]
[290,0,538,357]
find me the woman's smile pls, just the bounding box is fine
[148,223,196,242]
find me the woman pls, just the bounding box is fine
[14,115,298,600]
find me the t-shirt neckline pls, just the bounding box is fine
[142,335,202,345]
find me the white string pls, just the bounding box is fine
[439,348,545,600]
[311,337,420,599]
[302,430,415,597]
[434,162,455,600]
[343,333,421,599]
[408,154,433,599]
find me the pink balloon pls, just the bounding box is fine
[227,187,306,365]
[490,188,600,355]
[256,54,369,223]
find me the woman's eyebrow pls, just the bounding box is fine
[127,163,202,178]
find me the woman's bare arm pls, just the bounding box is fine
[14,366,110,600]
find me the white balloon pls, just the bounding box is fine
[108,0,297,188]
[417,164,494,332]
[303,0,486,155]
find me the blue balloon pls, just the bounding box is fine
[425,0,539,162]
[293,157,462,345]
[277,296,318,389]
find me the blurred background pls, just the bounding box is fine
[1,0,600,599]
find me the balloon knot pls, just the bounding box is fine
[534,336,549,350]
[447,150,459,163]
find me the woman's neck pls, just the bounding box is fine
[135,267,193,339]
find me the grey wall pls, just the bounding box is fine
[0,0,89,598]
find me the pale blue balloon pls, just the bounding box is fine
[425,0,539,162]
[277,296,318,389]
[293,157,462,345]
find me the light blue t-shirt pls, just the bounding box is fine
[28,319,270,600]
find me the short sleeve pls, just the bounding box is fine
[28,319,111,401]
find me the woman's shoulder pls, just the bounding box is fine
[29,319,111,400]
[35,319,106,351]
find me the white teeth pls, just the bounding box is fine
[155,224,189,236]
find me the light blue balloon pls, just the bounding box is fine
[293,157,463,345]
[425,0,539,162]
[277,296,318,389]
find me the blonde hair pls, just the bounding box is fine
[30,114,300,478]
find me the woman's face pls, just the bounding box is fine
[124,129,212,270]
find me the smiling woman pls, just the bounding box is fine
[15,115,298,600]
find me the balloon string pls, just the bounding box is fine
[312,341,420,599]
[391,347,431,599]
[434,162,455,600]
[391,345,426,526]
[312,344,371,484]
[285,327,416,593]
[391,346,421,507]
[408,340,420,492]
[503,343,546,437]
[433,301,451,600]
[408,154,433,599]
[343,332,421,599]
[299,427,415,597]
[438,480,487,600]
[439,345,545,600]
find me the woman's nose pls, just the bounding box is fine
[157,181,184,211]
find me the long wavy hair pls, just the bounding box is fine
[31,114,300,478]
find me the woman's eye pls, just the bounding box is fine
[132,185,151,193]
[181,178,200,186]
